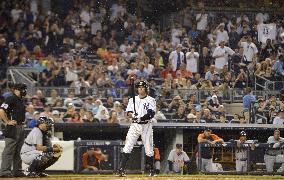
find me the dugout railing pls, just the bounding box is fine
[196,141,284,175]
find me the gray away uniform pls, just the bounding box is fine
[264,136,284,172]
[235,140,249,172]
[167,150,190,173]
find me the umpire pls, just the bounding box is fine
[0,83,27,177]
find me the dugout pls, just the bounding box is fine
[54,123,284,174]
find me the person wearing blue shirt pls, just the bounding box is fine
[242,87,256,109]
[272,58,284,77]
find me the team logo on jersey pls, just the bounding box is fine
[143,103,149,110]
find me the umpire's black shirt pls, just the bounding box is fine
[0,94,25,124]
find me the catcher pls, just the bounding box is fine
[20,116,63,177]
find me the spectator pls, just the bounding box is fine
[172,105,186,121]
[238,36,258,64]
[105,96,114,108]
[67,112,83,123]
[63,103,77,121]
[168,95,186,112]
[46,89,61,107]
[40,104,52,118]
[213,41,235,71]
[272,55,284,77]
[202,108,215,123]
[214,23,229,45]
[51,110,64,123]
[205,65,216,81]
[25,104,34,122]
[193,111,206,123]
[31,95,43,108]
[95,106,109,122]
[185,47,199,73]
[273,109,284,125]
[242,87,256,110]
[82,111,99,123]
[169,44,184,72]
[196,8,208,31]
[27,111,40,128]
[108,110,119,123]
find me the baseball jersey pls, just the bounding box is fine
[266,136,284,156]
[235,140,248,160]
[126,95,156,121]
[168,150,190,172]
[21,127,43,154]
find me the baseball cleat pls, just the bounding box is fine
[116,169,126,177]
[149,170,157,177]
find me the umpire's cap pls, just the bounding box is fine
[240,131,247,136]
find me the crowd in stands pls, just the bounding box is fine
[0,0,284,126]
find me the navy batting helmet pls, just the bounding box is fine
[37,116,49,125]
[240,131,247,136]
[136,81,149,93]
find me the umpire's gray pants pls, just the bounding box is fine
[201,158,213,172]
[0,125,25,176]
[264,154,276,172]
[236,160,247,172]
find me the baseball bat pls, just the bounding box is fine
[130,77,138,117]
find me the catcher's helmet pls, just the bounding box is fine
[240,131,247,136]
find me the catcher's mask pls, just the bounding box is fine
[37,116,54,130]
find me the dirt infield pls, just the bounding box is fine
[3,175,284,180]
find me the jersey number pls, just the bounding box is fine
[0,103,8,109]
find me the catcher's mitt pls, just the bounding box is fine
[53,144,63,158]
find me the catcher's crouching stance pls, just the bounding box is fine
[20,116,62,177]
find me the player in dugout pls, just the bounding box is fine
[81,147,108,172]
[197,127,224,172]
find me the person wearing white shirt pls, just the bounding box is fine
[273,109,284,125]
[196,8,208,31]
[255,8,269,24]
[80,6,92,26]
[171,25,183,46]
[212,41,235,70]
[214,24,229,46]
[169,44,184,71]
[122,46,137,63]
[186,48,199,73]
[238,36,258,63]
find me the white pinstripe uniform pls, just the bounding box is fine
[123,95,156,157]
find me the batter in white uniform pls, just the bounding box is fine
[117,81,156,177]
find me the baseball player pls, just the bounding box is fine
[264,129,284,173]
[167,143,190,174]
[197,127,224,172]
[116,80,156,177]
[235,131,256,172]
[20,116,63,177]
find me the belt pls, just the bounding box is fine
[265,153,276,156]
[25,141,35,147]
[132,120,149,124]
[236,158,247,161]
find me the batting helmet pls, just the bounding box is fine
[37,116,49,125]
[136,81,149,93]
[240,131,247,136]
